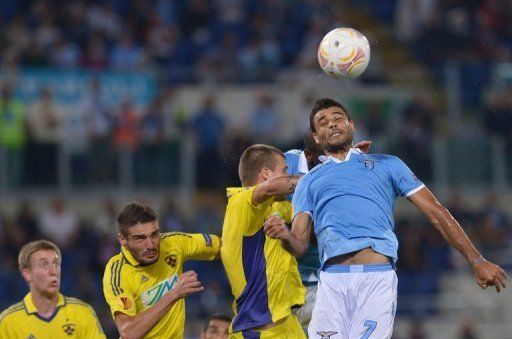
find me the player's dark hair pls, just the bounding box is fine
[202,314,232,332]
[304,128,320,152]
[238,144,285,186]
[118,201,157,236]
[310,98,351,132]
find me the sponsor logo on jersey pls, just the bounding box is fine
[141,274,178,308]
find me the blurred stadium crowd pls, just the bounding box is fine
[0,0,511,338]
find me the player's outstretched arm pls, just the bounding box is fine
[408,187,508,292]
[252,175,301,206]
[263,212,312,257]
[114,271,203,339]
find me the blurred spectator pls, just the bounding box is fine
[191,95,225,189]
[397,95,435,181]
[110,33,145,70]
[482,93,512,139]
[408,319,427,339]
[137,95,167,184]
[113,100,140,150]
[26,86,61,185]
[38,198,79,248]
[92,197,118,237]
[160,199,184,232]
[249,92,279,143]
[82,79,114,184]
[15,201,40,242]
[0,84,26,188]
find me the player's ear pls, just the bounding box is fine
[312,132,320,145]
[118,233,127,247]
[349,119,355,131]
[21,267,31,284]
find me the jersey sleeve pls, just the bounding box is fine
[237,185,276,235]
[164,233,221,261]
[388,156,425,197]
[292,175,313,219]
[102,259,137,318]
[81,304,106,338]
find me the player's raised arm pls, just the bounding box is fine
[252,174,301,206]
[113,270,203,339]
[408,187,508,292]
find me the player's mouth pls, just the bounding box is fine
[330,130,344,137]
[144,250,158,259]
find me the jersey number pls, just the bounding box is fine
[361,320,377,339]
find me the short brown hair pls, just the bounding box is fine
[118,201,158,236]
[238,144,285,186]
[18,240,61,272]
[310,98,351,132]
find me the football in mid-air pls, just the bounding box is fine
[317,27,371,79]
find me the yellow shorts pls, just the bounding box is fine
[229,314,306,339]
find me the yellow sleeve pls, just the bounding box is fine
[102,258,137,318]
[162,232,220,261]
[241,185,275,235]
[269,201,293,224]
[0,314,11,338]
[81,304,106,339]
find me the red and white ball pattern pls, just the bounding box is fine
[318,28,371,79]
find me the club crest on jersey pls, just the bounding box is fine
[165,254,177,268]
[360,159,375,170]
[317,331,338,339]
[141,274,178,308]
[62,323,76,336]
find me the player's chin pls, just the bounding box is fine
[140,255,159,265]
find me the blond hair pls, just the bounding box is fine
[18,240,61,271]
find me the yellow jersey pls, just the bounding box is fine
[221,186,305,333]
[103,232,220,339]
[0,292,105,339]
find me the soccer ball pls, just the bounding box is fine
[317,28,371,79]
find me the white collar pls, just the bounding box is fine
[298,151,309,174]
[319,148,361,163]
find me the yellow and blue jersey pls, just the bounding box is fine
[103,232,220,339]
[0,293,105,338]
[221,186,305,333]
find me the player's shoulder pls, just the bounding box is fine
[0,301,25,323]
[362,153,404,165]
[285,149,302,157]
[105,252,125,269]
[161,231,194,241]
[64,296,95,311]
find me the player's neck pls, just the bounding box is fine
[325,148,350,161]
[31,289,59,317]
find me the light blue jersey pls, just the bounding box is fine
[284,149,321,284]
[292,148,424,266]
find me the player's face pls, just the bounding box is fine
[201,319,230,339]
[312,106,354,152]
[23,249,61,297]
[121,221,161,265]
